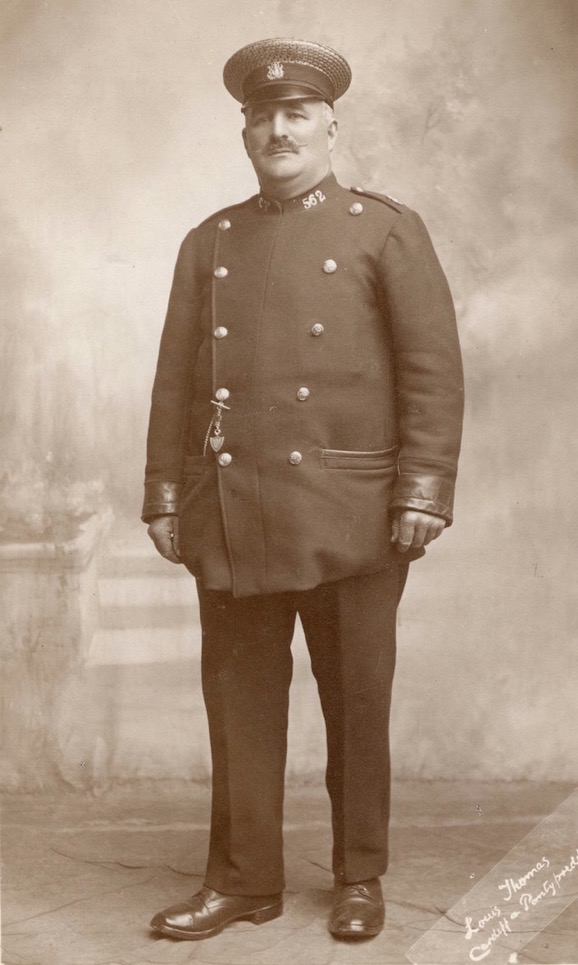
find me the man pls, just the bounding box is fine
[143,38,463,942]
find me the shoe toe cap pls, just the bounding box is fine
[150,911,167,931]
[150,906,195,931]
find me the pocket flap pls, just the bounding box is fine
[320,446,398,470]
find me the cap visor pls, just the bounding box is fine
[242,81,332,109]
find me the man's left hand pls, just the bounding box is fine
[391,510,446,552]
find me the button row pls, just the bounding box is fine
[214,262,340,278]
[213,324,325,338]
[218,451,303,468]
[214,386,311,404]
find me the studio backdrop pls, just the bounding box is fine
[1,0,577,789]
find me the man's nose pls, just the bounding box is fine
[270,110,290,137]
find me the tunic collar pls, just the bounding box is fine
[257,172,339,214]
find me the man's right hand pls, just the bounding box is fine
[147,515,182,564]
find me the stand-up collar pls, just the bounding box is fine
[256,172,340,214]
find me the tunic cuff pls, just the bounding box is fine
[141,481,182,522]
[390,472,455,525]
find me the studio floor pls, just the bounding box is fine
[2,780,577,965]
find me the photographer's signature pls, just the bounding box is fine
[464,847,578,960]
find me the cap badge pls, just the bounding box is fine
[266,61,284,80]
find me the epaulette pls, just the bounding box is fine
[196,195,256,230]
[350,186,405,213]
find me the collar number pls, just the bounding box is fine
[302,189,327,209]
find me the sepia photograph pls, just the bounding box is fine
[1,1,577,963]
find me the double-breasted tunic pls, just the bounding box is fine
[143,173,463,597]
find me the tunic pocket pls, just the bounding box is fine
[320,445,398,471]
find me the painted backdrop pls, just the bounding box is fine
[1,0,577,783]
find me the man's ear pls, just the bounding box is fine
[327,118,338,153]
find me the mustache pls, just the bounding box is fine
[266,137,300,155]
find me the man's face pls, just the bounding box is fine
[242,98,338,196]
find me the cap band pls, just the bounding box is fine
[242,62,334,107]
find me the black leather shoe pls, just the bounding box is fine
[150,886,283,940]
[329,877,385,939]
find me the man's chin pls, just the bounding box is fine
[258,157,301,179]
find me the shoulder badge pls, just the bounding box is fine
[350,186,405,212]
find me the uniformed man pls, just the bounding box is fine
[144,38,463,942]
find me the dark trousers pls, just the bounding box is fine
[196,559,409,896]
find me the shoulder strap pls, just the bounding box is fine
[350,185,405,213]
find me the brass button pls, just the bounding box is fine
[218,219,231,231]
[310,323,325,336]
[213,326,228,339]
[349,202,364,216]
[214,266,228,278]
[218,452,232,467]
[289,451,302,465]
[322,259,337,274]
[296,387,310,401]
[215,387,230,401]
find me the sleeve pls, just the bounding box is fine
[141,230,202,522]
[379,209,464,524]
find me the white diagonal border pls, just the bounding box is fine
[406,788,578,964]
